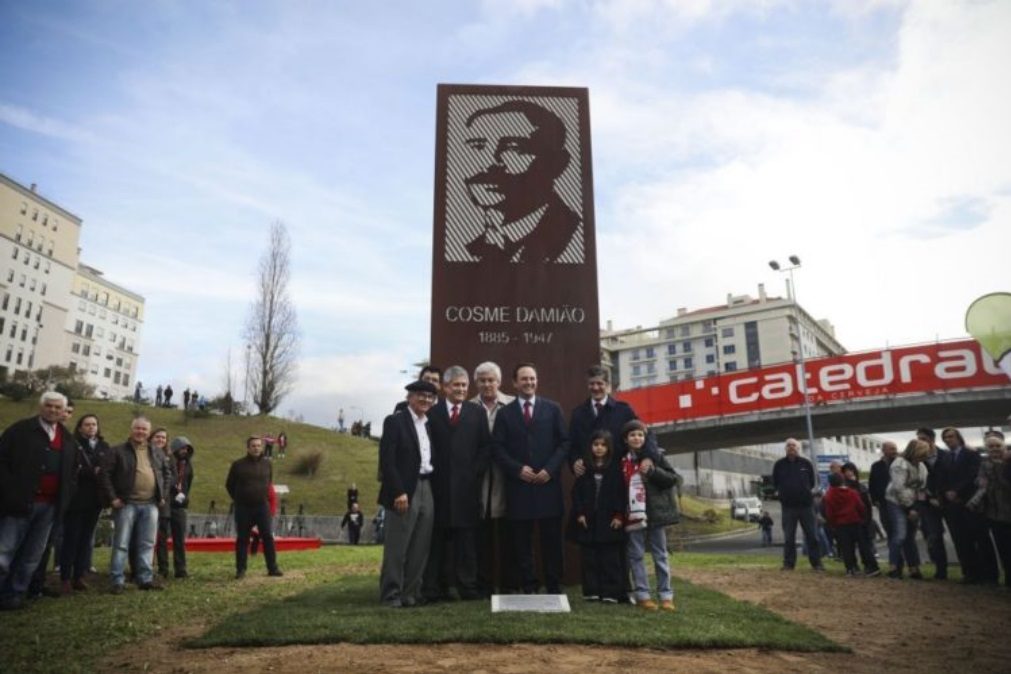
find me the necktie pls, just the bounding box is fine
[450,404,460,426]
[523,400,532,425]
[594,402,603,417]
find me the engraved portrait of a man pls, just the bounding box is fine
[448,99,584,264]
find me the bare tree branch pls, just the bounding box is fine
[244,221,299,414]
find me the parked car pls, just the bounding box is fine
[731,497,762,522]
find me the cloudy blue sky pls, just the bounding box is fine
[1,0,1008,428]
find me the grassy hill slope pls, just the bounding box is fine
[0,398,379,516]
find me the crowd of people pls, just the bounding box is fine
[378,363,683,611]
[771,428,1010,586]
[0,392,290,610]
[2,371,1008,615]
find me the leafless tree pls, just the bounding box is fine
[245,221,299,414]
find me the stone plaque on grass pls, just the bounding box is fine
[491,594,571,613]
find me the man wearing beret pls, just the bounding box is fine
[379,380,438,607]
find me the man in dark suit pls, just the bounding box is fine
[423,365,492,601]
[461,100,582,264]
[493,363,569,593]
[0,392,78,610]
[379,380,438,607]
[940,427,998,584]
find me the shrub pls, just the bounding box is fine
[291,450,324,477]
[702,508,720,524]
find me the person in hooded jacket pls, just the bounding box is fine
[58,414,110,592]
[168,436,195,578]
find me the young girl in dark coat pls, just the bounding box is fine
[569,429,626,603]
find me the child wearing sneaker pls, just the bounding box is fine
[823,472,866,576]
[569,430,626,603]
[620,420,681,612]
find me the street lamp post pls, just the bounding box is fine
[769,256,819,476]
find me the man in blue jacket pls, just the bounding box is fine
[493,363,569,594]
[772,438,823,572]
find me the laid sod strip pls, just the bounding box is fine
[191,575,844,653]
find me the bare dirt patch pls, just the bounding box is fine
[100,568,1011,674]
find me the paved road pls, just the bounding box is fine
[680,498,958,570]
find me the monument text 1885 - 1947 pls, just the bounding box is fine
[430,83,599,412]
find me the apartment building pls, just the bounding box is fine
[0,174,82,376]
[0,173,143,396]
[65,264,144,400]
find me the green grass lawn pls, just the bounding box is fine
[0,547,842,674]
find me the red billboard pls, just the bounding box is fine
[620,340,1010,425]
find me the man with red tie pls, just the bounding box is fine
[493,363,569,594]
[422,366,492,602]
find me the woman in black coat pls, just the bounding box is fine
[58,414,110,592]
[568,430,626,603]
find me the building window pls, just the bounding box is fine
[28,279,35,291]
[645,346,655,358]
[52,219,58,232]
[24,302,31,317]
[40,283,46,296]
[9,321,16,338]
[13,298,20,314]
[632,364,641,376]
[631,349,640,361]
[27,353,33,368]
[646,362,656,374]
[704,337,714,347]
[68,360,77,372]
[115,356,123,367]
[103,368,111,379]
[0,318,4,334]
[724,362,738,372]
[702,320,715,333]
[19,202,26,215]
[723,344,736,355]
[100,292,108,306]
[71,342,80,354]
[46,241,53,256]
[668,359,678,371]
[85,324,93,338]
[680,325,690,337]
[3,347,10,362]
[122,374,130,386]
[99,309,106,319]
[44,262,50,274]
[683,357,693,369]
[16,349,23,365]
[74,320,83,334]
[18,275,25,288]
[722,327,734,338]
[11,247,18,260]
[1,294,7,310]
[706,354,715,364]
[5,270,12,283]
[95,327,104,339]
[113,371,122,385]
[667,343,676,355]
[93,346,101,356]
[20,326,27,341]
[682,341,692,352]
[82,344,91,356]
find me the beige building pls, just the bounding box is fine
[65,264,144,400]
[0,174,82,376]
[0,172,144,395]
[601,283,845,390]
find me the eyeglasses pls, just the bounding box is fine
[415,393,437,402]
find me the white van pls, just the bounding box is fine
[731,497,762,522]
